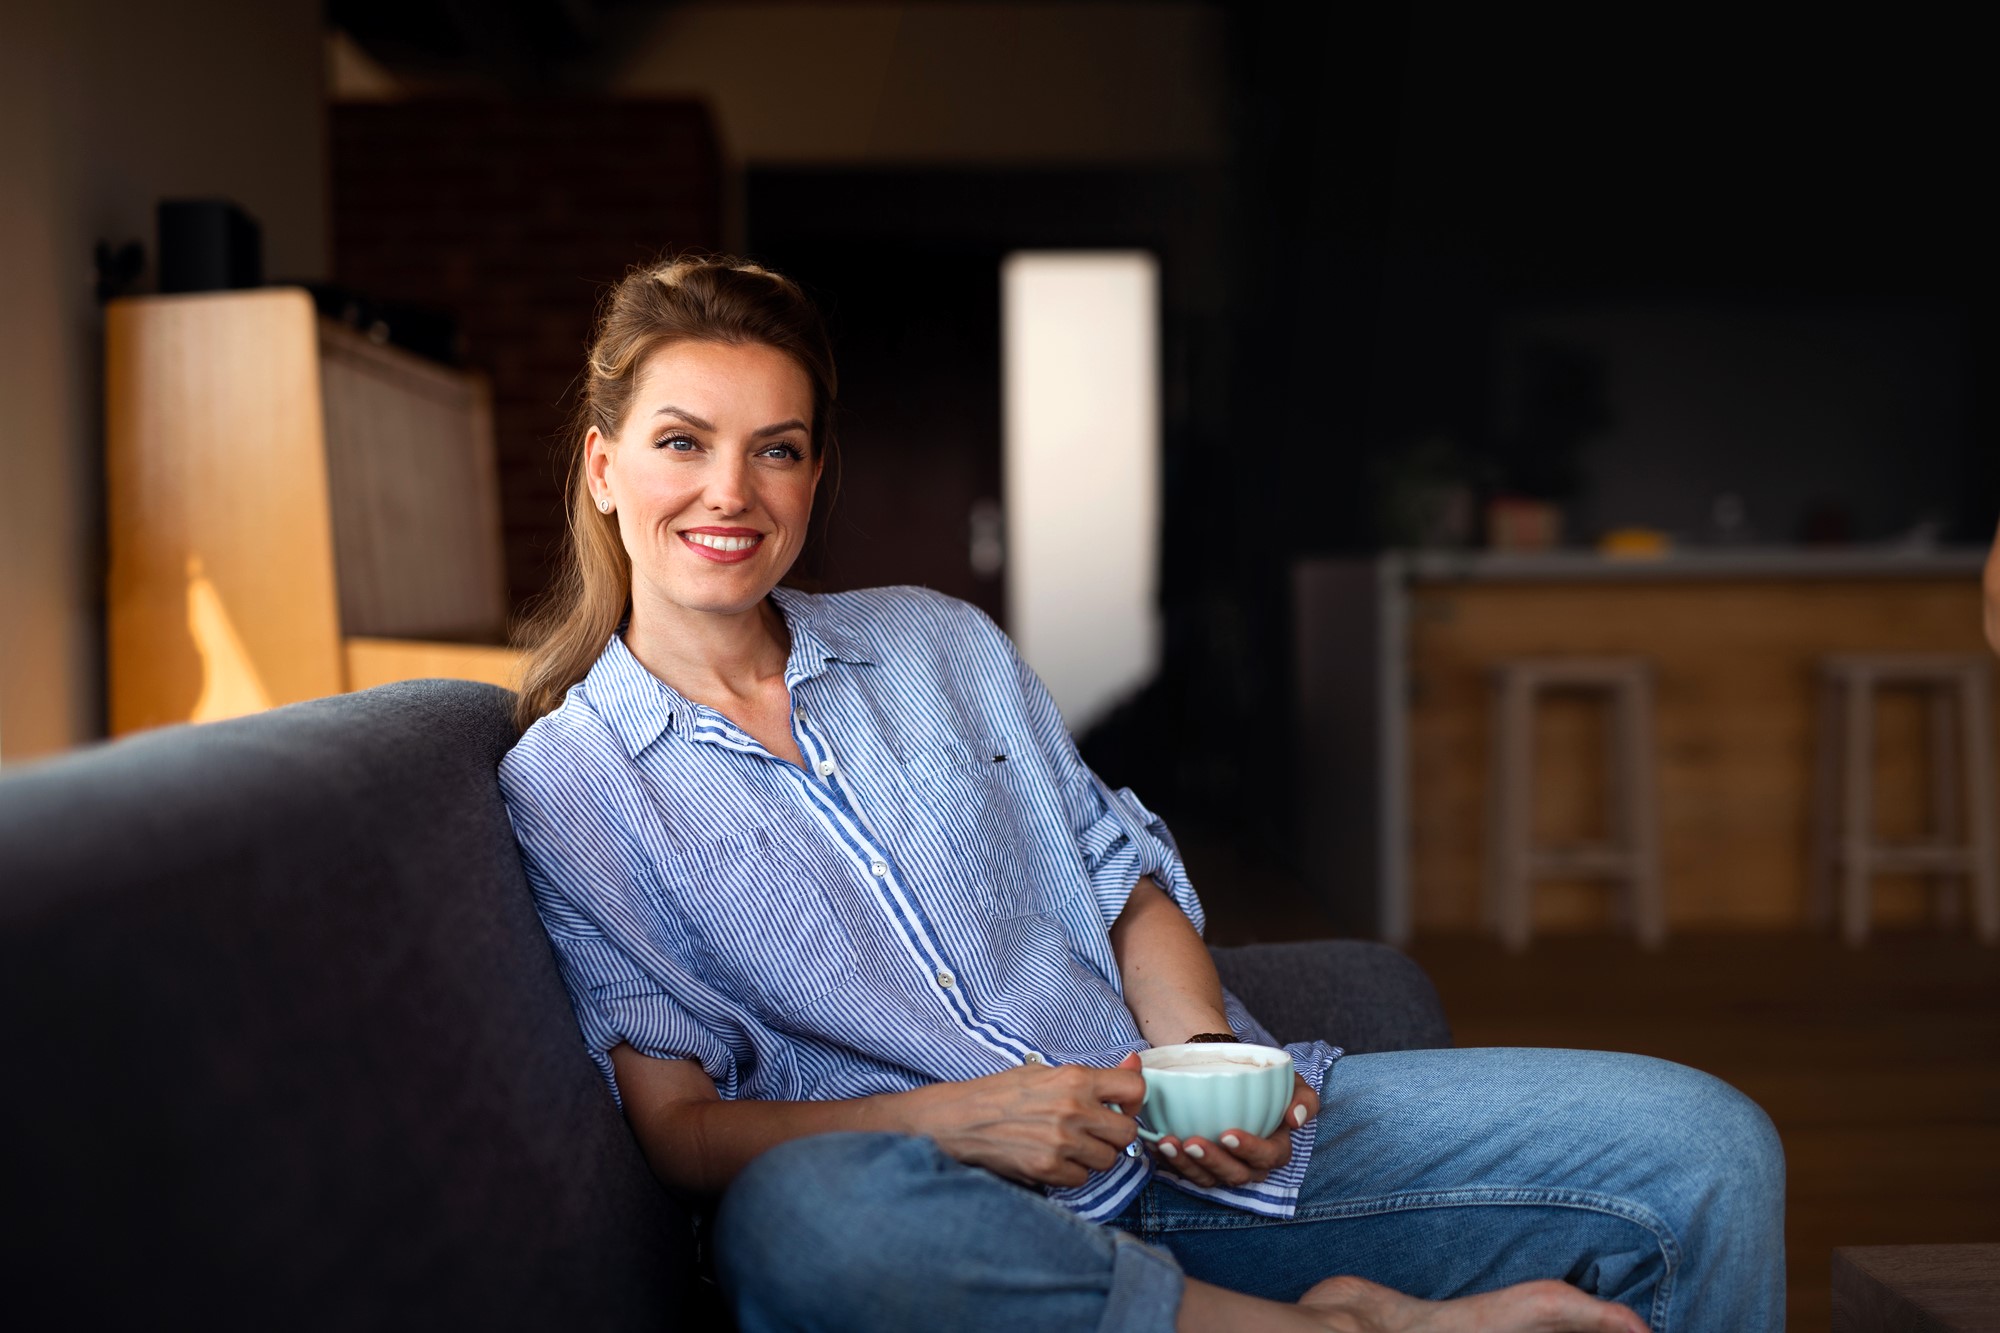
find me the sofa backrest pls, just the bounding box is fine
[0,681,690,1327]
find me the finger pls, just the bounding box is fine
[1076,1104,1141,1150]
[1179,1137,1255,1187]
[1151,1136,1206,1182]
[1116,1051,1143,1070]
[1004,1155,1077,1190]
[1157,1138,1221,1188]
[1067,1136,1125,1174]
[1216,1128,1292,1172]
[1560,1286,1648,1333]
[1027,1140,1095,1189]
[1610,1304,1649,1333]
[1284,1074,1320,1132]
[1509,1280,1648,1333]
[1048,1160,1091,1188]
[1089,1066,1147,1106]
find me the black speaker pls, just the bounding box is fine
[156,199,262,294]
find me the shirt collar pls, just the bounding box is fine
[580,631,683,759]
[770,586,878,681]
[582,587,877,760]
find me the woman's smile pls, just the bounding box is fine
[679,526,766,562]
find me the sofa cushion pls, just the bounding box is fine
[1211,940,1452,1052]
[0,681,688,1328]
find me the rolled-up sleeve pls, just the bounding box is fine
[997,622,1206,935]
[500,741,740,1104]
[1075,773,1204,933]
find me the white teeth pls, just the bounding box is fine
[684,532,760,552]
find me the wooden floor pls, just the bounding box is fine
[1190,840,2000,1332]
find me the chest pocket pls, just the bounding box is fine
[654,827,859,1022]
[899,737,1052,919]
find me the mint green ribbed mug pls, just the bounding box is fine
[1126,1042,1295,1144]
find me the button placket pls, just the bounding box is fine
[866,854,967,1010]
[788,727,1036,1070]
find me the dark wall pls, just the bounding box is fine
[331,99,723,616]
[1224,6,1991,552]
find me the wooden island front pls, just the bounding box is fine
[1294,550,1995,941]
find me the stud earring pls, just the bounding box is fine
[598,497,612,513]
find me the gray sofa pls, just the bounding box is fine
[0,680,1450,1329]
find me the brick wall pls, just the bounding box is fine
[331,100,722,617]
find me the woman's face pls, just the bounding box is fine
[588,339,822,628]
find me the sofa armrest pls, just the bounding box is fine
[0,681,689,1328]
[1209,940,1452,1053]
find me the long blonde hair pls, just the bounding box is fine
[512,255,838,731]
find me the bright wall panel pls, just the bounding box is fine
[1002,252,1161,732]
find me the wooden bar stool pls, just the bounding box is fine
[1485,658,1665,952]
[1810,654,2000,946]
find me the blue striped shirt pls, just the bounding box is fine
[498,585,1341,1222]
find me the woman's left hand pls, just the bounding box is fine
[1116,1052,1319,1189]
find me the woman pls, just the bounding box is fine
[499,256,1784,1332]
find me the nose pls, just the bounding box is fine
[704,450,751,515]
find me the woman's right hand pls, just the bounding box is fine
[907,1062,1148,1189]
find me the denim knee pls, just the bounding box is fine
[713,1131,922,1311]
[1629,1058,1786,1231]
[1623,1060,1787,1327]
[1670,1063,1782,1188]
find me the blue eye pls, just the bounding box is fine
[761,442,805,461]
[655,433,698,452]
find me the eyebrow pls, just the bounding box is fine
[652,406,809,439]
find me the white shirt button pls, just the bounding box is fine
[817,759,835,777]
[869,859,888,877]
[935,969,955,989]
[1023,1052,1044,1065]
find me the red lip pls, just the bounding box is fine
[678,529,765,564]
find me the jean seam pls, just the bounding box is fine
[1143,1186,1681,1333]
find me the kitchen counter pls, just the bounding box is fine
[1294,547,1993,942]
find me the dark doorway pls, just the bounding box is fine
[761,240,1007,624]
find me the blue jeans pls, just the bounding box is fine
[714,1048,1786,1332]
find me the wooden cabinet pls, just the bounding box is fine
[106,288,522,735]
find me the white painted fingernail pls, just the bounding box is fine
[1158,1142,1177,1158]
[1293,1105,1308,1126]
[1185,1143,1205,1160]
[1221,1135,1241,1149]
